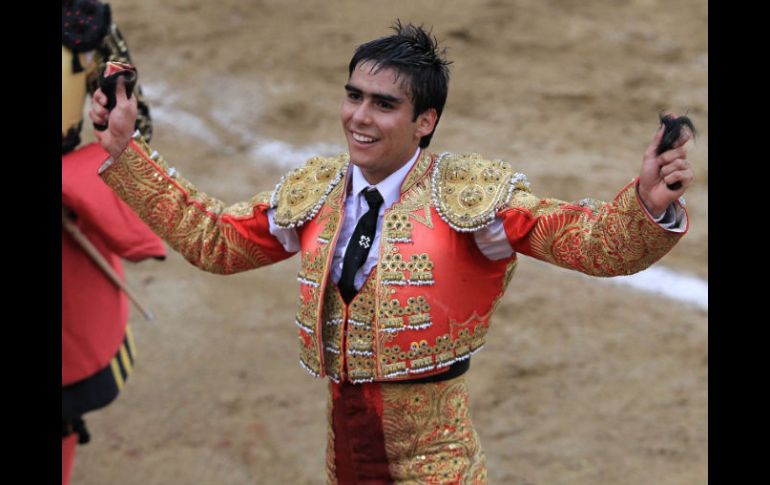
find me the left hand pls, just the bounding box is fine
[638,122,694,217]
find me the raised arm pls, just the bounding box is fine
[90,80,295,274]
[498,127,692,276]
[86,23,153,142]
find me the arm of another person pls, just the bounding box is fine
[90,79,296,274]
[496,126,693,276]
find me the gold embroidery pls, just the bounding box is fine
[401,151,434,195]
[381,376,488,484]
[347,275,376,366]
[298,250,325,287]
[433,152,529,232]
[407,253,435,286]
[317,212,340,244]
[384,212,413,243]
[325,383,338,485]
[224,191,273,218]
[299,338,321,377]
[293,180,346,380]
[379,296,432,333]
[295,293,317,335]
[271,155,349,228]
[100,137,276,274]
[380,251,408,286]
[519,182,684,276]
[321,282,345,381]
[347,353,375,383]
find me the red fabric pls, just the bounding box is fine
[62,143,167,262]
[331,381,394,484]
[62,143,166,385]
[62,434,77,485]
[295,181,513,382]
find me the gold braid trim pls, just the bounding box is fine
[271,155,349,228]
[512,180,685,276]
[432,152,530,232]
[101,135,277,274]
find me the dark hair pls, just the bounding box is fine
[348,20,452,148]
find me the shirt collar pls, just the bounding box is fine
[350,147,421,210]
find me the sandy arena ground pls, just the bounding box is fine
[72,0,707,483]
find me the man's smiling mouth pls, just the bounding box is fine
[352,132,378,144]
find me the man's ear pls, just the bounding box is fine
[415,108,438,138]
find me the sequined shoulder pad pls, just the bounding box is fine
[431,152,530,232]
[270,154,349,228]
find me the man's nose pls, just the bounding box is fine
[351,102,372,125]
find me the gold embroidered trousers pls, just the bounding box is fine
[326,375,487,484]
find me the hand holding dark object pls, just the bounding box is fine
[92,61,137,131]
[89,75,138,160]
[656,113,696,191]
[637,116,694,218]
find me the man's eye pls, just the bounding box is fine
[377,101,393,109]
[346,92,361,101]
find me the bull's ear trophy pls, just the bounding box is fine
[656,113,696,191]
[92,61,138,132]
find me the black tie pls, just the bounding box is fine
[338,188,384,304]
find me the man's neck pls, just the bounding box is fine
[350,147,421,209]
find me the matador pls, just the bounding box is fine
[89,21,693,484]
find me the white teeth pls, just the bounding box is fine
[352,132,376,143]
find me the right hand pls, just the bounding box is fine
[89,76,138,160]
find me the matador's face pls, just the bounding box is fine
[341,61,436,185]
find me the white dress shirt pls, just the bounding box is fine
[267,148,685,291]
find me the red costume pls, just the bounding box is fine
[61,2,163,484]
[98,133,687,483]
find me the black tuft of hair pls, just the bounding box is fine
[349,20,452,148]
[656,112,696,191]
[657,113,697,155]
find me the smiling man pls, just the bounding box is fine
[90,21,692,484]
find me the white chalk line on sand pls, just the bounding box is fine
[143,82,343,169]
[605,266,707,310]
[534,258,708,311]
[144,83,708,311]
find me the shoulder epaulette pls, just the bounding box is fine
[432,152,530,232]
[271,154,349,228]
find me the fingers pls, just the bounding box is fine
[92,88,107,107]
[659,145,688,164]
[659,157,691,178]
[115,76,128,103]
[114,76,139,116]
[659,156,693,191]
[672,129,692,149]
[644,125,666,159]
[662,167,694,190]
[89,98,110,126]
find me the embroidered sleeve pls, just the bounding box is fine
[87,24,153,142]
[99,133,295,274]
[498,178,689,276]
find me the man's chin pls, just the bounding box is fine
[347,146,375,166]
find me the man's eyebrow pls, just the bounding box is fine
[344,83,404,104]
[344,83,361,94]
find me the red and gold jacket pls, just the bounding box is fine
[100,134,687,383]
